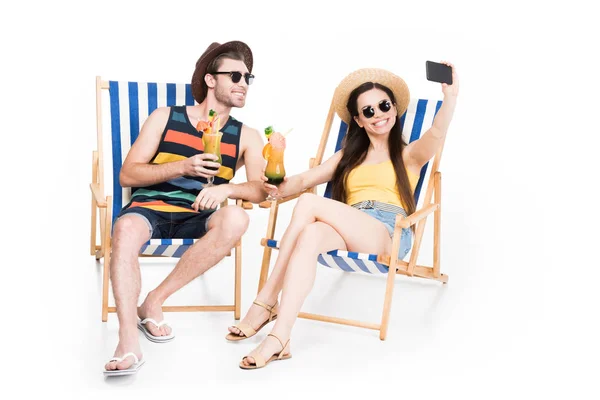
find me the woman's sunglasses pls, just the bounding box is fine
[211,71,255,85]
[361,100,392,119]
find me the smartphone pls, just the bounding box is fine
[426,61,453,85]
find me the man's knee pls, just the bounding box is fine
[210,206,249,241]
[112,215,151,245]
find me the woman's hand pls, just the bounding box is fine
[261,169,302,200]
[440,61,459,98]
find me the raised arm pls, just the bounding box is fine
[403,62,459,170]
[120,107,220,187]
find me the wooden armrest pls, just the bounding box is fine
[258,189,313,208]
[90,183,107,208]
[396,204,439,229]
[229,199,253,209]
[259,199,276,208]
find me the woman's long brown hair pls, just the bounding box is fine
[331,82,416,221]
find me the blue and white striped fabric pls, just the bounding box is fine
[105,81,196,258]
[107,81,196,224]
[286,98,442,273]
[265,239,388,273]
[140,239,200,257]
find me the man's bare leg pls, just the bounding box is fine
[138,206,249,336]
[104,215,151,372]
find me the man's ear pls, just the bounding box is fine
[205,73,216,89]
[354,116,363,128]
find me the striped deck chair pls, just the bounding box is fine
[90,76,251,322]
[257,97,448,340]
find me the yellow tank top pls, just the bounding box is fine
[346,160,419,209]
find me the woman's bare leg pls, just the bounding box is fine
[241,194,392,365]
[229,193,391,337]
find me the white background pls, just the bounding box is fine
[2,0,599,398]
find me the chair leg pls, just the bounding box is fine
[433,172,441,279]
[91,150,99,256]
[257,202,279,295]
[380,262,397,341]
[380,223,403,340]
[91,197,97,256]
[96,208,106,260]
[407,213,427,276]
[234,240,242,320]
[101,197,112,322]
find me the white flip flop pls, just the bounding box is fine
[103,352,145,377]
[137,318,175,343]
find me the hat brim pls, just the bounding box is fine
[333,68,410,124]
[191,41,253,104]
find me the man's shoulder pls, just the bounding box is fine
[148,106,172,121]
[238,124,264,152]
[140,106,171,134]
[240,123,260,136]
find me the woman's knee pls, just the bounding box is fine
[293,192,319,214]
[295,222,331,251]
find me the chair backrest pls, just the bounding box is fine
[97,79,196,223]
[316,98,442,208]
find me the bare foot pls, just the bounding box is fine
[138,295,172,337]
[228,299,278,338]
[104,335,142,372]
[241,333,290,367]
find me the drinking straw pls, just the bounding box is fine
[283,128,293,137]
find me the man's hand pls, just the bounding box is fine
[192,184,232,211]
[182,153,221,178]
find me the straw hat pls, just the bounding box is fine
[191,40,253,104]
[333,68,410,124]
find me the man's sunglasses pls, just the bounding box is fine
[361,100,393,119]
[211,71,255,85]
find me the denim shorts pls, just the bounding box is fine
[114,206,215,239]
[357,208,413,260]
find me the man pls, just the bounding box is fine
[104,41,266,375]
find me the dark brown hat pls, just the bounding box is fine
[191,40,253,104]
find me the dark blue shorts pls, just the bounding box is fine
[114,206,215,239]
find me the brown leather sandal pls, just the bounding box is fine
[239,333,292,369]
[225,300,278,342]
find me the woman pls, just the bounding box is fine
[227,64,459,369]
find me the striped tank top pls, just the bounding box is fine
[126,106,242,213]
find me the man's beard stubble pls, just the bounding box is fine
[214,85,245,108]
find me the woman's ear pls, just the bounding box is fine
[353,116,363,128]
